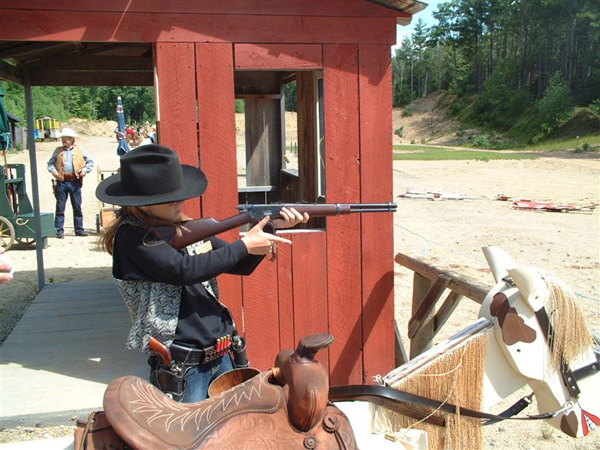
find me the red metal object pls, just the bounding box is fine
[512,200,599,213]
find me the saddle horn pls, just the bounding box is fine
[274,333,334,432]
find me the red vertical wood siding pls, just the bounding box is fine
[290,232,329,368]
[154,43,200,218]
[358,44,395,382]
[242,254,280,370]
[323,44,364,385]
[277,234,295,353]
[194,43,244,327]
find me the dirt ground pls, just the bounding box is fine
[0,120,599,448]
[393,91,499,147]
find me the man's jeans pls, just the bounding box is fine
[55,180,84,234]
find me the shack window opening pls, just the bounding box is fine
[235,70,325,229]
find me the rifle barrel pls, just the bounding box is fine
[348,203,397,212]
[349,208,395,213]
[348,203,396,208]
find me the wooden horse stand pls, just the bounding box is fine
[103,334,357,449]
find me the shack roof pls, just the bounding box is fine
[0,0,427,87]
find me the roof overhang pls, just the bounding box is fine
[367,0,428,25]
[0,1,428,87]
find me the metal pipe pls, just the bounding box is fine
[24,69,45,291]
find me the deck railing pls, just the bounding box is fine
[395,252,491,359]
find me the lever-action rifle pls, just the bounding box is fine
[157,202,397,250]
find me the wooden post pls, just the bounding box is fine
[395,321,409,366]
[409,273,434,358]
[407,274,451,339]
[296,71,317,203]
[244,97,281,187]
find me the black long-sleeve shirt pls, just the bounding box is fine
[113,223,265,349]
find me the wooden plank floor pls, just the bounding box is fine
[0,281,147,428]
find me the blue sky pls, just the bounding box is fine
[393,0,442,51]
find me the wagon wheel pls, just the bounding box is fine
[0,217,15,250]
[16,237,36,246]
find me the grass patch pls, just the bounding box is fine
[393,146,535,161]
[393,144,444,151]
[511,134,600,152]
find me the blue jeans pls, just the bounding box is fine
[181,354,234,403]
[55,180,84,234]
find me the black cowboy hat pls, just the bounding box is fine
[95,144,207,206]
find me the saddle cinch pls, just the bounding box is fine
[103,334,358,449]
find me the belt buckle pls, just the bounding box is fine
[204,348,217,363]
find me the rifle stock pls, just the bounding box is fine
[157,202,397,250]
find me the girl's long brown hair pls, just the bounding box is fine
[99,206,188,255]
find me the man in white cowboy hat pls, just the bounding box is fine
[47,127,94,238]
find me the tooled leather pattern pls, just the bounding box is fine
[115,371,282,448]
[199,409,358,449]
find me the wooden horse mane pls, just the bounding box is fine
[537,270,594,372]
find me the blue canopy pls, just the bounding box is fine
[116,96,130,156]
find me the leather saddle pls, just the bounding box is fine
[103,334,357,449]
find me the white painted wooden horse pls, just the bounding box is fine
[479,246,599,437]
[351,246,599,449]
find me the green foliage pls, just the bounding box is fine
[507,133,600,151]
[589,99,600,116]
[470,65,532,129]
[545,108,600,139]
[0,81,26,120]
[0,82,155,123]
[402,106,415,117]
[392,0,599,144]
[93,87,155,123]
[235,99,245,114]
[472,134,491,148]
[537,73,574,128]
[394,127,404,137]
[284,82,297,112]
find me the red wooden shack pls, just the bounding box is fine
[0,0,426,384]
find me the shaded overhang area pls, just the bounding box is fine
[0,0,427,290]
[0,42,154,291]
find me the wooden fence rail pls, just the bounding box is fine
[394,252,491,359]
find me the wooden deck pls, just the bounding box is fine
[0,281,146,428]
